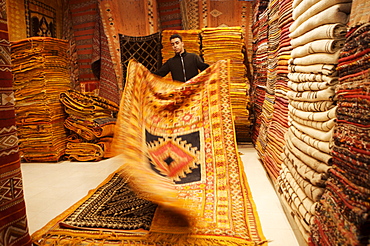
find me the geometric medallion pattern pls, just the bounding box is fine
[146,131,201,184]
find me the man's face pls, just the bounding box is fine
[170,38,184,54]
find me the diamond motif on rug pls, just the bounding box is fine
[210,9,222,18]
[0,134,18,148]
[1,92,15,106]
[147,136,200,182]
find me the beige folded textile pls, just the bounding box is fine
[292,0,320,20]
[288,104,337,121]
[287,129,332,163]
[281,158,325,201]
[293,0,305,9]
[289,125,331,154]
[285,137,330,174]
[288,72,338,84]
[291,0,352,31]
[290,119,334,142]
[288,80,336,91]
[291,39,345,58]
[289,100,335,112]
[290,3,352,39]
[289,50,341,65]
[289,113,336,132]
[288,64,336,75]
[291,24,347,48]
[284,147,328,187]
[287,87,335,101]
[280,163,317,223]
[277,181,311,241]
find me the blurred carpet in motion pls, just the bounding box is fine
[31,59,266,246]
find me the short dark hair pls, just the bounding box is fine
[170,34,182,41]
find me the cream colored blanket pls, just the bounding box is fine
[287,87,335,101]
[291,24,347,48]
[290,3,352,39]
[291,39,345,58]
[288,72,338,84]
[289,50,341,65]
[289,125,331,154]
[291,0,352,30]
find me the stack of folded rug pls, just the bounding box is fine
[59,90,119,161]
[254,0,279,162]
[11,37,71,162]
[255,0,293,181]
[201,27,251,141]
[251,1,269,144]
[276,0,352,242]
[310,20,370,246]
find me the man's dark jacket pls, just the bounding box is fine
[154,50,209,82]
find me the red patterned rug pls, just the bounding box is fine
[69,0,120,104]
[157,0,183,30]
[0,0,31,244]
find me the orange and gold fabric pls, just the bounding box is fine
[32,59,266,246]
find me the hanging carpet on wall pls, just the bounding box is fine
[0,0,32,244]
[119,33,162,88]
[69,0,120,105]
[157,0,183,30]
[25,0,56,38]
[31,59,267,246]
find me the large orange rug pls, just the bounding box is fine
[31,59,267,245]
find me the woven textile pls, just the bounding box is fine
[25,0,56,38]
[60,90,119,161]
[69,0,99,92]
[251,2,268,144]
[119,33,162,88]
[276,0,352,242]
[201,27,251,141]
[69,0,120,104]
[311,22,370,246]
[98,0,124,92]
[255,1,288,177]
[157,0,183,30]
[61,0,79,91]
[348,0,370,27]
[11,37,71,162]
[0,0,32,244]
[91,14,120,105]
[31,59,266,246]
[251,0,293,180]
[180,0,200,30]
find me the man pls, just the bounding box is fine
[154,34,209,82]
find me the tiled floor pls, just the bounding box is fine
[21,144,303,245]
